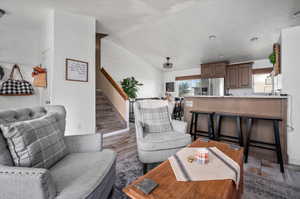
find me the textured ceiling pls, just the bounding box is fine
[1,0,300,70]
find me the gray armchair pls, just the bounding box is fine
[0,105,116,199]
[134,100,191,173]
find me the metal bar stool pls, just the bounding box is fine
[189,110,215,141]
[215,112,244,147]
[244,116,284,173]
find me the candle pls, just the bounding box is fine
[195,148,209,164]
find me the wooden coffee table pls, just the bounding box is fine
[123,139,244,199]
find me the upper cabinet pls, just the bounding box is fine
[273,43,281,75]
[226,65,239,89]
[226,62,253,89]
[238,64,252,88]
[201,61,228,78]
[201,64,212,78]
[201,61,253,89]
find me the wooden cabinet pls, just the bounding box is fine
[226,62,253,89]
[214,63,227,77]
[201,64,212,78]
[201,61,227,78]
[238,64,252,88]
[273,43,281,75]
[226,66,239,89]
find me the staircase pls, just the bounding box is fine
[96,90,127,134]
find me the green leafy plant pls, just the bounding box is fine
[120,77,143,99]
[269,51,276,65]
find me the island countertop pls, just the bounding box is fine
[184,95,288,99]
[183,96,288,163]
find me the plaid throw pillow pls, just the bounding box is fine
[140,106,173,133]
[0,114,67,169]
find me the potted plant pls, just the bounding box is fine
[121,77,143,123]
[269,51,276,65]
[120,77,143,100]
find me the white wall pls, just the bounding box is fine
[281,26,300,165]
[0,22,42,109]
[48,11,96,135]
[101,39,163,98]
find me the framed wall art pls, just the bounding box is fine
[65,58,88,82]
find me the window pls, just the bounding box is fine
[178,79,202,97]
[253,73,273,93]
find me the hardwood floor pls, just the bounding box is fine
[103,124,300,188]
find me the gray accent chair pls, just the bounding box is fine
[134,100,192,173]
[0,105,116,199]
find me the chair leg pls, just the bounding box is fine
[189,113,195,137]
[215,115,222,141]
[143,163,148,174]
[236,116,243,147]
[194,113,199,141]
[208,114,215,139]
[108,185,115,198]
[244,118,253,163]
[273,120,284,173]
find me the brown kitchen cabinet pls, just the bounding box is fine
[201,64,212,78]
[226,62,253,89]
[273,43,281,75]
[226,65,239,89]
[201,61,228,78]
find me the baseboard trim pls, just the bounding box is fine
[288,157,300,166]
[102,127,129,138]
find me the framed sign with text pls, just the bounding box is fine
[65,58,88,82]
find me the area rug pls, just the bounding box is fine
[244,171,300,199]
[110,153,300,199]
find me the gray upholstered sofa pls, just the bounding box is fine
[0,105,116,199]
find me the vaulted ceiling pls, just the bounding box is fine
[2,0,300,70]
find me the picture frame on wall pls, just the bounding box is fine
[65,58,88,82]
[166,82,175,92]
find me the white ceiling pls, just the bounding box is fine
[1,0,300,70]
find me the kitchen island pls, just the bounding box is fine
[184,96,288,163]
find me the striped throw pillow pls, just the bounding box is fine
[0,114,67,169]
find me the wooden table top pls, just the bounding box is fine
[123,140,244,199]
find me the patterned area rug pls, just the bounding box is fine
[110,153,300,199]
[244,172,300,199]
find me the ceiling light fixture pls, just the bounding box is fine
[0,9,6,18]
[209,35,217,40]
[250,37,259,42]
[163,57,173,69]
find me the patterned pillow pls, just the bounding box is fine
[140,106,173,133]
[0,114,67,169]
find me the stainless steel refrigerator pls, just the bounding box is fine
[193,78,224,96]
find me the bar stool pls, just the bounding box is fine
[244,116,284,173]
[215,112,244,147]
[189,110,215,141]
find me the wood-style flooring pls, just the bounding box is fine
[103,124,300,187]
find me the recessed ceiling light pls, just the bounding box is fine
[250,37,259,42]
[209,35,217,40]
[0,9,5,18]
[293,11,300,18]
